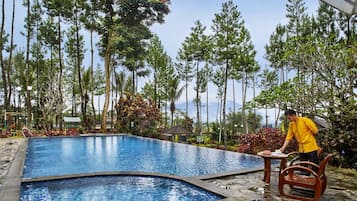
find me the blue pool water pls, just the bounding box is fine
[23,135,263,179]
[20,176,223,201]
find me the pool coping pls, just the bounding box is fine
[0,138,27,201]
[9,135,273,201]
[22,171,233,199]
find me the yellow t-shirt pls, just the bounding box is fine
[286,116,319,153]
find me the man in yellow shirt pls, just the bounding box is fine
[280,109,319,165]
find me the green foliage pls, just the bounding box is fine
[116,93,162,136]
[260,1,357,167]
[237,128,297,154]
[226,111,262,135]
[176,115,194,133]
[146,35,173,106]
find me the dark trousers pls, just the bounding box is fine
[300,150,319,172]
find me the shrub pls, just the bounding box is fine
[237,128,297,154]
[0,131,10,138]
[116,93,162,136]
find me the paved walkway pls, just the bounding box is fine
[209,166,357,200]
[1,138,356,201]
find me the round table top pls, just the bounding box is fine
[257,151,289,159]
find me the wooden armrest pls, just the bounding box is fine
[293,161,320,170]
[287,151,299,156]
[289,156,301,166]
[281,165,319,178]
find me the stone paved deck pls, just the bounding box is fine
[1,138,356,201]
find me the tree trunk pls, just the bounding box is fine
[223,60,229,148]
[242,73,248,134]
[206,68,209,133]
[154,68,157,107]
[265,105,268,128]
[185,77,188,117]
[0,0,9,110]
[232,79,235,135]
[132,70,136,94]
[101,37,112,131]
[90,3,96,124]
[170,102,174,127]
[75,4,86,128]
[24,0,32,124]
[252,73,257,131]
[217,95,222,144]
[185,62,189,117]
[195,60,200,135]
[57,15,63,129]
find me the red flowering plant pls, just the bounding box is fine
[0,130,11,138]
[116,93,162,136]
[237,128,297,154]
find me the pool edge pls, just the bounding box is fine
[21,171,233,199]
[0,138,27,201]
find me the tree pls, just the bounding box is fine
[115,71,133,98]
[257,68,278,127]
[177,44,194,117]
[180,20,210,135]
[235,26,258,134]
[258,2,357,167]
[166,74,184,127]
[146,35,168,107]
[226,111,262,137]
[93,65,105,123]
[116,93,161,136]
[0,0,10,110]
[65,25,84,117]
[97,0,170,130]
[65,4,87,125]
[81,0,101,122]
[30,0,45,128]
[211,66,225,143]
[211,0,247,148]
[43,0,74,126]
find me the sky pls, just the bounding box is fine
[4,0,322,124]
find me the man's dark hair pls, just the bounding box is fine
[284,109,296,116]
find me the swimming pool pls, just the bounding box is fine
[20,175,223,201]
[23,135,262,179]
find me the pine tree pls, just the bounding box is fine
[211,0,249,147]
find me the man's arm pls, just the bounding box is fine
[280,140,290,153]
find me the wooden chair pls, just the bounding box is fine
[280,147,324,170]
[278,154,333,201]
[280,148,324,172]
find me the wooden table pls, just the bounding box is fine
[257,151,288,185]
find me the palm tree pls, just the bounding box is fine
[167,76,184,127]
[115,71,133,98]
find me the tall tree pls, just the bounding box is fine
[97,0,170,130]
[232,25,258,134]
[30,0,45,128]
[93,65,105,123]
[178,20,210,134]
[177,44,194,117]
[257,1,357,167]
[43,0,74,127]
[0,0,10,110]
[211,0,246,148]
[81,0,101,122]
[146,35,169,108]
[64,25,85,118]
[258,68,278,127]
